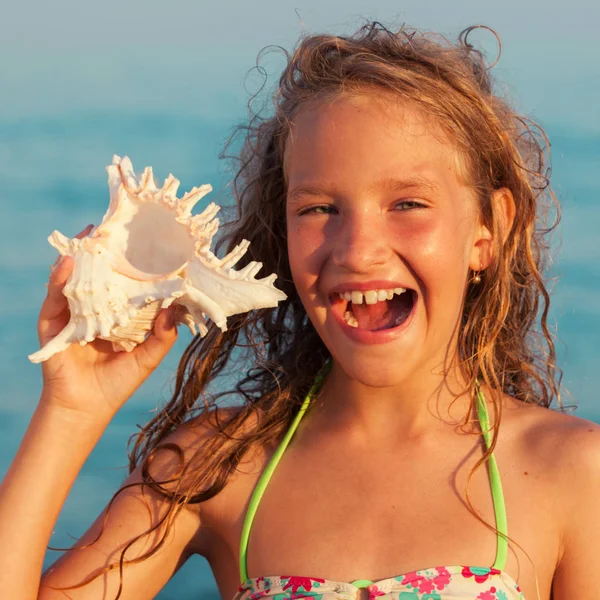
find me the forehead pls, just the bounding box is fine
[283,93,470,194]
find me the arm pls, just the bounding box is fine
[0,404,106,599]
[0,403,207,600]
[1,228,185,598]
[39,416,206,600]
[550,420,600,598]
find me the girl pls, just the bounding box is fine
[1,20,598,600]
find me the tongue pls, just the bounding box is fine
[351,293,414,331]
[352,299,399,331]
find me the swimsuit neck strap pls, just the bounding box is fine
[238,370,508,583]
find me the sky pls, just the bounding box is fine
[2,0,599,133]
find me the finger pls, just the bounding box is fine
[75,224,94,239]
[38,224,94,342]
[48,254,74,290]
[150,306,179,347]
[132,308,179,376]
[41,256,75,323]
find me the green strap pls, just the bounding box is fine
[239,373,508,583]
[475,382,509,571]
[239,364,331,583]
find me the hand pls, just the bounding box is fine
[36,225,179,425]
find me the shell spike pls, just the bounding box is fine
[140,167,157,193]
[191,202,220,229]
[47,230,71,254]
[178,312,197,335]
[233,261,258,280]
[205,218,219,239]
[248,262,263,279]
[163,174,180,198]
[179,184,213,217]
[219,241,250,270]
[192,219,219,247]
[28,321,79,363]
[118,156,140,192]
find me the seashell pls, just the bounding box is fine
[28,155,287,363]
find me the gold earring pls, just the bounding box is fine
[471,263,483,284]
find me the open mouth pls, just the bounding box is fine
[330,288,417,332]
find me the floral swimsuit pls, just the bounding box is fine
[233,371,525,600]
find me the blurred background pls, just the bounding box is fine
[1,0,598,597]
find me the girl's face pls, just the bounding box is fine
[285,94,490,388]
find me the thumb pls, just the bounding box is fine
[38,256,74,340]
[132,306,179,375]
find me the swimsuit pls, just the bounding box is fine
[233,369,525,600]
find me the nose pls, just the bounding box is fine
[330,208,392,273]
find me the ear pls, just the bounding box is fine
[469,188,516,272]
[493,187,516,245]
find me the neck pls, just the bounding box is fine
[311,360,478,441]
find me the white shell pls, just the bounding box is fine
[28,155,287,363]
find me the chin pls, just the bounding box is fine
[329,350,420,389]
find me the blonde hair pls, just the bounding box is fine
[49,20,561,598]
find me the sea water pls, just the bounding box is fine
[0,112,598,599]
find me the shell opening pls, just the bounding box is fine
[124,203,195,275]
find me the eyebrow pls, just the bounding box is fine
[287,175,441,202]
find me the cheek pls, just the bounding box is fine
[398,217,472,307]
[286,219,327,292]
[407,213,472,262]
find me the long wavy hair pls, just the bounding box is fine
[49,20,562,598]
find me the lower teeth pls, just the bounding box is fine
[343,310,358,328]
[343,310,407,330]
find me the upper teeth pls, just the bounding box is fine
[338,287,406,305]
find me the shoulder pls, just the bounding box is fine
[500,397,600,469]
[496,399,600,570]
[529,407,600,495]
[490,394,600,524]
[140,404,264,509]
[498,395,600,477]
[509,405,600,595]
[498,398,600,556]
[140,404,270,547]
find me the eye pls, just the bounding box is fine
[298,204,337,216]
[393,200,426,211]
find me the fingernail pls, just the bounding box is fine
[167,306,179,330]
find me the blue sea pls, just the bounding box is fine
[0,111,598,599]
